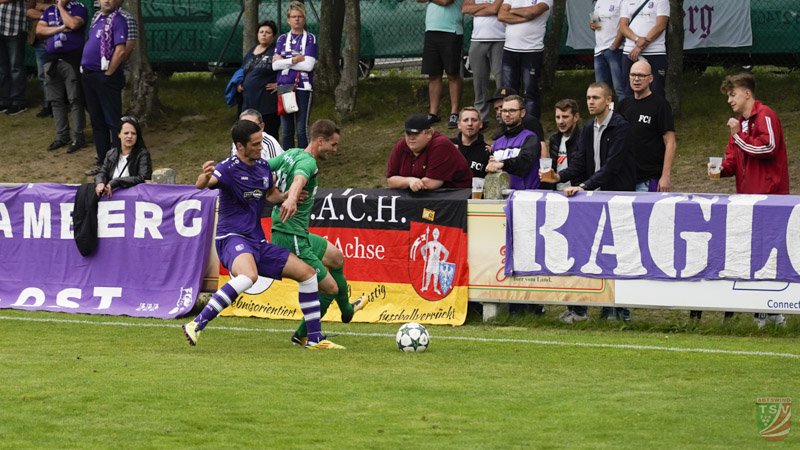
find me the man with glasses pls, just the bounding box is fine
[617,58,675,193]
[486,95,540,190]
[386,113,472,191]
[231,109,283,160]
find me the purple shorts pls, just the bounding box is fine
[216,235,290,280]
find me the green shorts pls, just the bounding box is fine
[270,230,329,282]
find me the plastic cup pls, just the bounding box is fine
[708,157,722,179]
[472,177,485,199]
[539,158,553,172]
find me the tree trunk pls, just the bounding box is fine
[316,0,345,94]
[124,0,161,122]
[334,0,360,122]
[243,0,259,55]
[541,0,566,90]
[666,0,684,117]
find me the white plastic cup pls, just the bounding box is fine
[471,177,485,199]
[539,157,553,172]
[708,157,722,179]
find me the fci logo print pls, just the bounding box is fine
[409,223,457,301]
[756,397,792,441]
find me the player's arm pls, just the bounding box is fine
[279,174,308,222]
[195,161,218,189]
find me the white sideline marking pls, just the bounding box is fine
[1,314,798,359]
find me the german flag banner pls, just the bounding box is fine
[221,188,470,325]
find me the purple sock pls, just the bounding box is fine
[194,283,239,331]
[298,291,323,343]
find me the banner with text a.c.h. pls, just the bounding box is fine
[0,183,217,318]
[221,188,470,325]
[506,190,800,283]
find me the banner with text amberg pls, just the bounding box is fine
[221,188,470,325]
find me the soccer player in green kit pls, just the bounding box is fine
[269,119,366,346]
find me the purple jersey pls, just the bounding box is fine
[80,11,128,71]
[43,2,88,54]
[274,31,317,89]
[212,156,274,242]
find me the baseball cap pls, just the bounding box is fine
[488,87,519,103]
[404,114,432,134]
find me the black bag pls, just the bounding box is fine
[72,183,100,257]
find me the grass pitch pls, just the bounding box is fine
[2,310,797,449]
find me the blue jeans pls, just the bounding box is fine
[34,41,50,107]
[594,48,625,102]
[501,50,543,119]
[280,89,312,149]
[622,53,667,98]
[0,32,28,107]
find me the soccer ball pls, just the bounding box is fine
[396,322,429,352]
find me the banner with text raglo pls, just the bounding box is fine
[0,183,217,318]
[506,191,800,283]
[221,188,470,325]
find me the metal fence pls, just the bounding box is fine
[25,0,800,71]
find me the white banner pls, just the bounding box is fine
[566,0,752,51]
[617,279,800,314]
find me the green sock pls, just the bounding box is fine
[330,266,354,323]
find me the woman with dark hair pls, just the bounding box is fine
[272,1,317,148]
[237,20,280,140]
[94,116,152,198]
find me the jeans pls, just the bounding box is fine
[594,48,625,102]
[0,32,28,107]
[622,53,667,98]
[501,50,543,119]
[82,70,124,164]
[34,41,50,108]
[45,59,85,143]
[469,40,503,123]
[280,89,312,149]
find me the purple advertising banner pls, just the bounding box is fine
[506,191,800,283]
[0,183,217,318]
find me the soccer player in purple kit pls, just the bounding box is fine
[182,120,344,350]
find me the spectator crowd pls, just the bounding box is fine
[1,0,792,327]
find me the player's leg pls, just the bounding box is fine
[281,253,344,349]
[182,238,257,345]
[318,236,366,323]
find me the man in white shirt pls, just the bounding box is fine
[497,0,551,120]
[231,109,284,160]
[619,0,669,98]
[462,0,504,129]
[591,0,626,101]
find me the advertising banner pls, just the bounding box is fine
[566,0,752,51]
[222,188,470,325]
[506,191,800,283]
[0,183,217,318]
[468,201,614,306]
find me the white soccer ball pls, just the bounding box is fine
[396,322,430,352]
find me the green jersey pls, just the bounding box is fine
[269,148,318,236]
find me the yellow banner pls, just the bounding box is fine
[220,276,468,325]
[467,201,614,305]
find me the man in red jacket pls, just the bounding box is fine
[713,72,789,195]
[708,72,790,328]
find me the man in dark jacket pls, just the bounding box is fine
[451,106,490,179]
[541,98,585,192]
[564,82,636,196]
[563,82,636,322]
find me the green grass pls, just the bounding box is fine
[1,309,798,448]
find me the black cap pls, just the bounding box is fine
[488,87,518,103]
[404,114,432,133]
